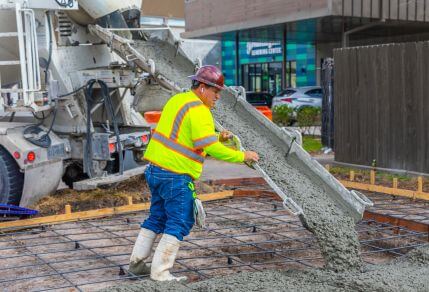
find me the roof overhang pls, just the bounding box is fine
[181,7,329,40]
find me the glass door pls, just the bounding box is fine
[268,63,282,95]
[286,61,297,88]
[242,62,283,95]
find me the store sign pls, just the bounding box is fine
[246,42,282,57]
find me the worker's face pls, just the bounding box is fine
[200,85,221,108]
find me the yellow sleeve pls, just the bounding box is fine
[190,106,244,163]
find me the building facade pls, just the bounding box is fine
[221,30,316,94]
[141,0,185,27]
[183,0,429,95]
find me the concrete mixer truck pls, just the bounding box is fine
[0,0,158,207]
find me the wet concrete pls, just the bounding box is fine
[133,37,195,112]
[132,37,362,271]
[110,38,429,291]
[132,33,362,271]
[134,38,195,89]
[104,244,429,291]
[212,91,362,272]
[105,280,189,292]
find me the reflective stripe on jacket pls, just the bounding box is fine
[144,90,244,179]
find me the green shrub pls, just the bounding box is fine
[273,104,294,126]
[297,107,321,135]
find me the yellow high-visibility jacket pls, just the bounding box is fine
[144,90,244,179]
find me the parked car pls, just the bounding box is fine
[245,92,274,107]
[271,86,323,110]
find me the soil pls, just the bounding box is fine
[29,176,221,217]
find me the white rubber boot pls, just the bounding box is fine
[150,234,187,282]
[129,228,157,275]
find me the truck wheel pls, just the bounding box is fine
[0,146,24,205]
[62,164,88,189]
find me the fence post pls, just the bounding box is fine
[370,170,376,185]
[127,196,133,205]
[65,204,72,215]
[393,178,398,189]
[418,177,423,193]
[350,170,355,181]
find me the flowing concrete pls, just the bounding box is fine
[108,36,429,290]
[133,35,363,271]
[132,37,196,112]
[191,244,429,292]
[212,91,362,272]
[134,38,195,89]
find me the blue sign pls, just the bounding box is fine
[246,42,282,57]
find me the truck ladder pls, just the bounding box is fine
[0,3,42,110]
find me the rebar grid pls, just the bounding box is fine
[367,192,429,223]
[0,197,427,291]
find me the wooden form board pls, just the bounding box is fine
[340,180,429,201]
[0,191,234,231]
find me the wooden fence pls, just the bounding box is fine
[334,41,429,173]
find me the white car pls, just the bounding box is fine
[271,86,323,110]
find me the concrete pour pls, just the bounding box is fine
[132,37,363,271]
[104,244,429,291]
[133,37,196,113]
[212,90,362,272]
[134,38,195,89]
[108,39,429,291]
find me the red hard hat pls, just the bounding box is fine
[189,65,225,90]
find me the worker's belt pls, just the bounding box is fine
[152,131,204,164]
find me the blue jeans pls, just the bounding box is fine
[141,164,195,241]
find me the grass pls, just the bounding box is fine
[329,165,413,182]
[302,136,323,153]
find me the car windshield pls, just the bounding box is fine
[277,89,296,97]
[246,93,262,103]
[246,93,273,106]
[304,88,323,98]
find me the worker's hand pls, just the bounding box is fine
[244,151,259,163]
[219,130,233,142]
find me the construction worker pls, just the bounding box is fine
[129,65,259,281]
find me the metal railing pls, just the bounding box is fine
[0,3,41,109]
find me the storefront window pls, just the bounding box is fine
[286,61,297,88]
[242,62,284,95]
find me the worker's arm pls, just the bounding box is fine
[190,108,244,163]
[204,139,245,163]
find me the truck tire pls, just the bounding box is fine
[62,164,88,189]
[0,146,24,205]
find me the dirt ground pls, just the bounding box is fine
[28,164,428,217]
[29,175,222,217]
